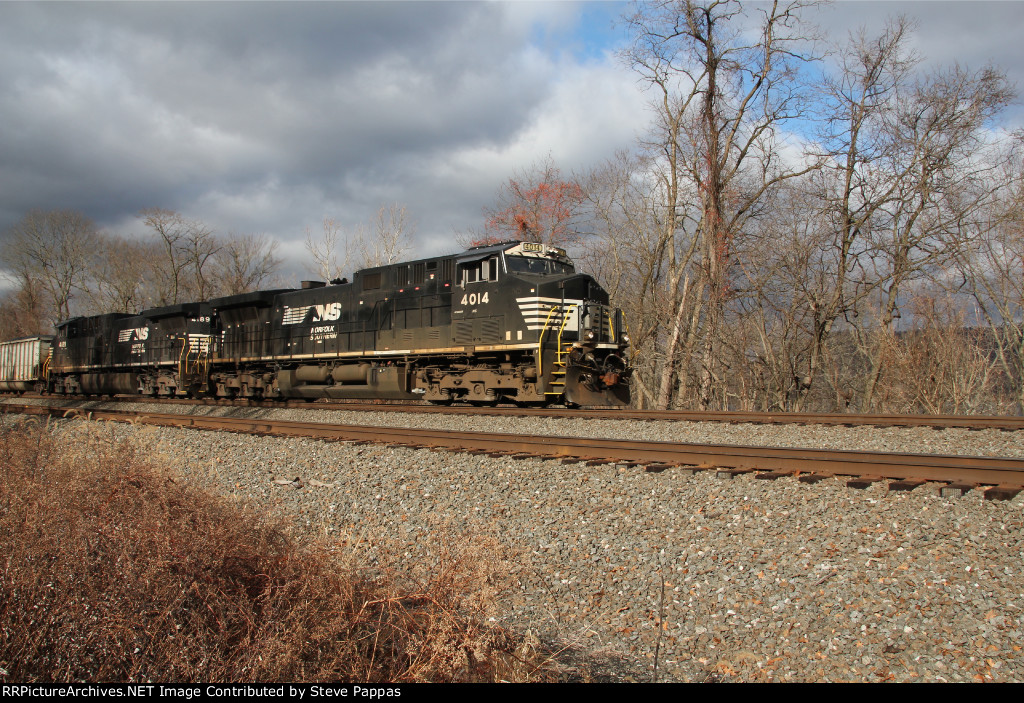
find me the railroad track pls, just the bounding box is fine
[10,393,1024,430]
[4,401,1022,500]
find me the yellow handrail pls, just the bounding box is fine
[536,306,561,379]
[555,304,578,368]
[533,304,579,396]
[179,336,212,394]
[178,338,188,389]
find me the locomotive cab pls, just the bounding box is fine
[442,241,630,406]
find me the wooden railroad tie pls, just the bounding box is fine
[846,475,882,489]
[755,470,796,481]
[985,484,1022,501]
[798,473,833,484]
[887,478,928,492]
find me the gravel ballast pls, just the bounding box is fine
[6,401,1024,682]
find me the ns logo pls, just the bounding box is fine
[313,302,341,322]
[118,327,149,343]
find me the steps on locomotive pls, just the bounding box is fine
[544,343,572,396]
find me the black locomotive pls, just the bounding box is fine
[45,241,631,406]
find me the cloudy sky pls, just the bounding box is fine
[1,1,1022,279]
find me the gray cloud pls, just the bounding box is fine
[1,1,1020,282]
[0,1,598,258]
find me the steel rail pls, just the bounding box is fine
[10,393,1024,430]
[5,402,1023,488]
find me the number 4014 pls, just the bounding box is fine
[460,292,489,306]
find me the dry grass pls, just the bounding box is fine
[0,417,554,683]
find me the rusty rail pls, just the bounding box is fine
[11,394,1024,430]
[5,402,1023,493]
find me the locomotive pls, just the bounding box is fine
[39,241,631,406]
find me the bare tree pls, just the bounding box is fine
[580,150,701,409]
[872,292,999,414]
[304,217,350,282]
[87,234,157,314]
[356,203,415,268]
[305,205,416,278]
[788,18,920,409]
[140,208,219,304]
[1,209,97,324]
[622,0,821,409]
[184,223,220,301]
[211,233,282,296]
[783,15,1015,412]
[957,139,1024,412]
[585,4,1017,414]
[857,64,1013,410]
[0,273,49,338]
[727,180,835,410]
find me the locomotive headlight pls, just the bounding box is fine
[585,330,596,341]
[622,334,630,344]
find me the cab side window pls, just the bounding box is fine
[461,262,479,285]
[461,257,498,285]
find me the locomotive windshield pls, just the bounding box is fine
[504,255,575,275]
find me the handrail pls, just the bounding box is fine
[536,305,562,379]
[555,304,578,368]
[179,336,212,393]
[178,337,188,385]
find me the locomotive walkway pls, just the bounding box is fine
[5,401,1023,499]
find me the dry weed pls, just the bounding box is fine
[0,419,555,683]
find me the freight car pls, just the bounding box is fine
[0,336,52,393]
[39,240,632,406]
